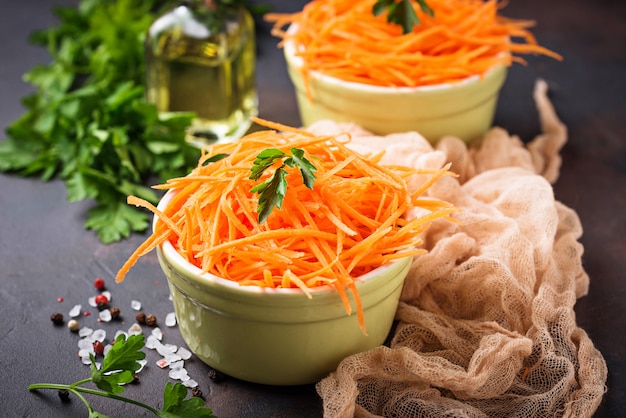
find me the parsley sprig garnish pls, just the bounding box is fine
[28,334,216,418]
[373,0,434,34]
[249,148,317,223]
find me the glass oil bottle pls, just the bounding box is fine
[145,0,257,146]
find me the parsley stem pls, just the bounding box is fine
[28,383,160,415]
[70,377,93,388]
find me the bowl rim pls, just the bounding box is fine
[283,23,506,94]
[155,188,412,298]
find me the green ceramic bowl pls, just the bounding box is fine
[284,36,508,143]
[155,191,412,386]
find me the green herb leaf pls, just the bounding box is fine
[285,147,317,189]
[201,153,230,167]
[249,148,287,180]
[372,0,434,34]
[158,382,217,418]
[249,147,317,223]
[250,167,288,224]
[85,200,151,244]
[91,334,145,394]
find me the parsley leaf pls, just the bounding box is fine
[373,0,434,34]
[250,166,289,223]
[249,147,317,223]
[159,382,217,418]
[91,334,145,394]
[249,148,288,180]
[284,147,317,189]
[202,153,230,166]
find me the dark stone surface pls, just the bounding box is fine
[1,0,623,417]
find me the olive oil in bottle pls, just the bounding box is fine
[146,0,257,146]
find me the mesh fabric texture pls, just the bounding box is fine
[309,80,607,418]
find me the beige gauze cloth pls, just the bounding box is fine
[307,80,608,418]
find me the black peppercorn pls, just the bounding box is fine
[50,312,64,325]
[136,312,146,324]
[207,368,224,383]
[145,314,157,327]
[191,386,204,399]
[58,389,70,402]
[109,306,121,320]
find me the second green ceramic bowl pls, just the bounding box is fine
[284,36,508,143]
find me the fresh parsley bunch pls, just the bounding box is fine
[28,334,216,417]
[0,0,200,244]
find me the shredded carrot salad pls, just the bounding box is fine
[116,118,457,333]
[266,0,562,87]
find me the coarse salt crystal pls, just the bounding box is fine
[176,347,192,360]
[182,379,198,388]
[88,296,98,308]
[78,339,93,350]
[99,309,112,322]
[163,343,177,352]
[79,327,93,338]
[156,343,176,357]
[145,335,161,350]
[154,344,176,357]
[128,323,143,335]
[156,358,169,369]
[131,300,142,311]
[168,368,188,380]
[78,347,93,357]
[101,291,111,302]
[165,312,177,327]
[91,329,106,342]
[69,304,82,318]
[151,327,163,341]
[164,353,182,364]
[169,360,185,370]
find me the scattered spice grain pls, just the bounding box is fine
[109,307,121,320]
[50,312,64,325]
[207,368,224,383]
[96,294,108,303]
[57,389,70,402]
[67,319,79,332]
[191,386,204,398]
[93,341,105,356]
[145,314,157,327]
[94,277,106,291]
[136,312,147,324]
